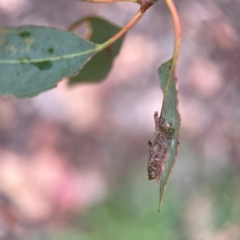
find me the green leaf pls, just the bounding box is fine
[0,26,97,98]
[157,59,180,211]
[68,16,124,85]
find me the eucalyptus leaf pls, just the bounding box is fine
[157,59,180,211]
[0,26,97,98]
[68,16,124,85]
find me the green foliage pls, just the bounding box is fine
[40,155,240,240]
[51,179,183,240]
[211,168,240,228]
[69,17,125,85]
[0,26,97,97]
[158,59,180,210]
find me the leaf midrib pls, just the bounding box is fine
[0,46,100,64]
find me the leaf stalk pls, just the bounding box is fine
[163,0,181,74]
[97,0,157,50]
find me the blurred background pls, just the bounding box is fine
[0,0,240,239]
